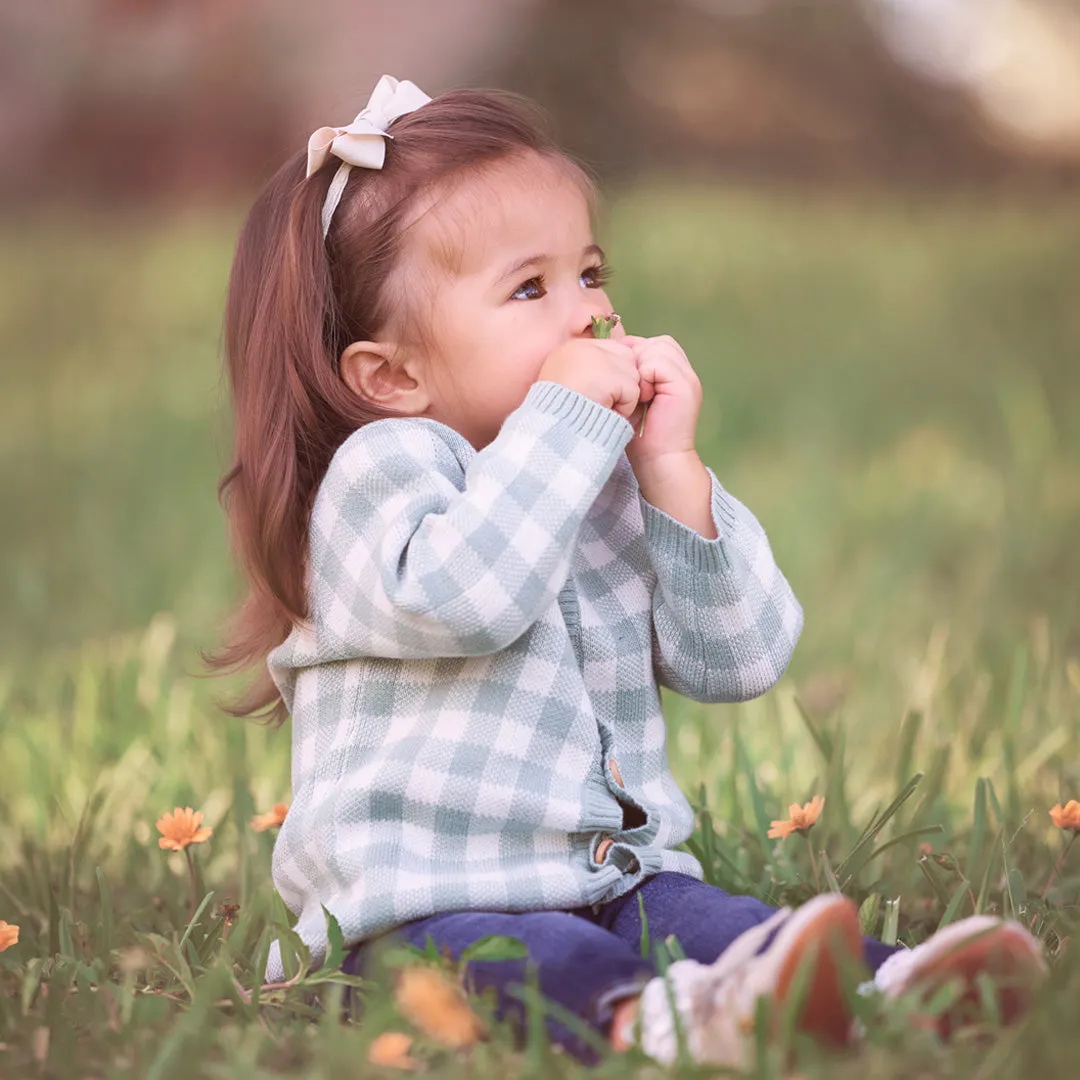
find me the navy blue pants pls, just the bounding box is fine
[343,871,898,1065]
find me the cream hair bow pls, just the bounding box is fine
[306,75,432,237]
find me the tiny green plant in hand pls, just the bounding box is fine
[591,313,647,437]
[590,313,620,338]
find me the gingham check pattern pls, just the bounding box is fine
[264,382,802,979]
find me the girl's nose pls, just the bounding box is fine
[575,295,616,338]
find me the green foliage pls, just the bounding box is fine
[1,190,1080,1075]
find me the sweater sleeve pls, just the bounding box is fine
[641,468,803,703]
[300,382,633,661]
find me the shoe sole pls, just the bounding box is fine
[774,895,865,1046]
[899,923,1047,1037]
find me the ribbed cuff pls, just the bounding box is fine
[524,381,634,453]
[640,469,737,573]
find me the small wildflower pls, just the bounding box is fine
[218,900,240,926]
[395,964,486,1048]
[251,802,289,832]
[369,1031,419,1070]
[768,796,825,840]
[1050,801,1080,833]
[155,807,213,851]
[0,921,19,952]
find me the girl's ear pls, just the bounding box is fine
[339,341,431,414]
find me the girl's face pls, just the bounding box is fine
[398,154,617,450]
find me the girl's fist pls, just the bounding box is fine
[538,339,641,420]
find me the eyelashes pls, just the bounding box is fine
[511,261,613,301]
[583,261,612,289]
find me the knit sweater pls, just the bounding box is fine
[264,381,802,979]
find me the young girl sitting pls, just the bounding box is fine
[215,75,1047,1068]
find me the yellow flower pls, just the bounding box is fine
[0,921,19,951]
[1050,800,1080,833]
[156,807,213,851]
[368,1031,418,1070]
[395,964,486,1048]
[250,802,289,832]
[768,796,825,840]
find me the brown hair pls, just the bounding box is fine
[209,89,592,724]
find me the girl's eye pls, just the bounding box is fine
[511,276,546,301]
[581,262,612,290]
[509,263,611,301]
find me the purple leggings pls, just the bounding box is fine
[343,871,898,1065]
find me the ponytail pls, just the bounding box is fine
[208,156,384,723]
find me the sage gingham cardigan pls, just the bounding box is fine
[264,381,802,979]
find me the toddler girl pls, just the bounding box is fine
[216,76,1046,1068]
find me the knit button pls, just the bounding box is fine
[609,758,623,787]
[595,837,614,864]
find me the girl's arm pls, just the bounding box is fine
[302,383,632,660]
[641,469,803,702]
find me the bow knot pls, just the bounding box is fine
[306,75,431,235]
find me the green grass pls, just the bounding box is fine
[1,189,1079,1077]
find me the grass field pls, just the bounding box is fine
[1,188,1079,1077]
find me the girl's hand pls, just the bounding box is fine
[537,338,641,420]
[622,334,703,468]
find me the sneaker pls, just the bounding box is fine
[637,892,866,1067]
[873,916,1048,1037]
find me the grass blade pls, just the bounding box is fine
[966,778,989,888]
[937,877,972,930]
[894,710,922,797]
[820,849,843,893]
[793,696,833,761]
[917,856,953,909]
[637,891,651,959]
[842,825,944,884]
[95,866,114,958]
[974,827,1005,915]
[177,891,215,955]
[858,893,881,937]
[835,773,923,879]
[881,898,901,947]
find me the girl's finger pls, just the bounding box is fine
[636,352,690,389]
[637,346,699,390]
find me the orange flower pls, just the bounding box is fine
[768,796,825,840]
[156,807,213,851]
[395,964,486,1048]
[1050,800,1080,833]
[368,1031,418,1070]
[0,921,19,952]
[250,802,289,832]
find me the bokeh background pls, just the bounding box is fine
[2,2,1080,1073]
[4,0,1078,701]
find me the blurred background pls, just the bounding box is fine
[4,12,1080,1070]
[1,0,1078,767]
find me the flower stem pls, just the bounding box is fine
[185,848,199,919]
[1040,832,1077,900]
[804,832,822,892]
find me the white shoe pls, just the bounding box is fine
[636,892,865,1067]
[873,916,1047,1036]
